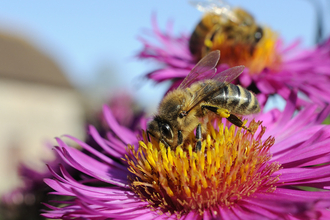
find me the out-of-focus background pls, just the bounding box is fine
[0,0,329,208]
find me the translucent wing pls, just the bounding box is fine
[178,50,220,90]
[190,0,231,14]
[185,65,245,113]
[189,0,238,22]
[211,65,245,85]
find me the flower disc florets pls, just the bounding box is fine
[124,120,280,218]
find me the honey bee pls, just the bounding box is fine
[189,0,263,66]
[147,50,260,150]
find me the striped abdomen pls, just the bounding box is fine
[209,83,260,115]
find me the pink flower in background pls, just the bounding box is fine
[138,17,330,107]
[42,92,330,219]
[106,92,143,129]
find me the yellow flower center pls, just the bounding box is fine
[124,120,280,218]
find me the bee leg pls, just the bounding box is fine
[178,130,183,145]
[201,104,250,132]
[201,104,230,118]
[227,114,251,132]
[195,123,202,151]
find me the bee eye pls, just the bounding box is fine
[160,123,173,139]
[254,27,263,43]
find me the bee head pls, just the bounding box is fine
[147,116,175,148]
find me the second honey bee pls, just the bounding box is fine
[189,0,263,67]
[147,50,260,150]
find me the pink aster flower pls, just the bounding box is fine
[138,16,330,107]
[42,91,330,219]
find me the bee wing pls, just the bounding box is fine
[185,65,245,113]
[190,0,231,13]
[211,65,245,85]
[178,50,220,90]
[190,0,238,22]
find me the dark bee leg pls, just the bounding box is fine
[227,114,251,132]
[201,104,250,131]
[147,130,152,142]
[195,123,202,151]
[201,104,231,118]
[178,130,183,145]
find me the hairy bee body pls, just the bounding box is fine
[149,80,259,148]
[147,50,260,149]
[189,8,263,65]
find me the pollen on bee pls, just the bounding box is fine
[126,119,280,218]
[204,39,213,48]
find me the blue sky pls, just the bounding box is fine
[0,0,329,110]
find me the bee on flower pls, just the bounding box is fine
[138,0,330,108]
[189,0,280,74]
[42,90,330,219]
[147,50,260,150]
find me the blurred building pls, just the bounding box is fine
[0,31,84,195]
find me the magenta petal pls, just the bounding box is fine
[63,135,127,171]
[103,105,138,144]
[232,203,279,220]
[240,201,286,219]
[278,164,330,183]
[148,68,191,81]
[88,125,124,158]
[239,71,252,87]
[105,133,129,154]
[54,142,129,187]
[271,90,297,132]
[274,128,330,164]
[218,206,240,220]
[315,104,330,124]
